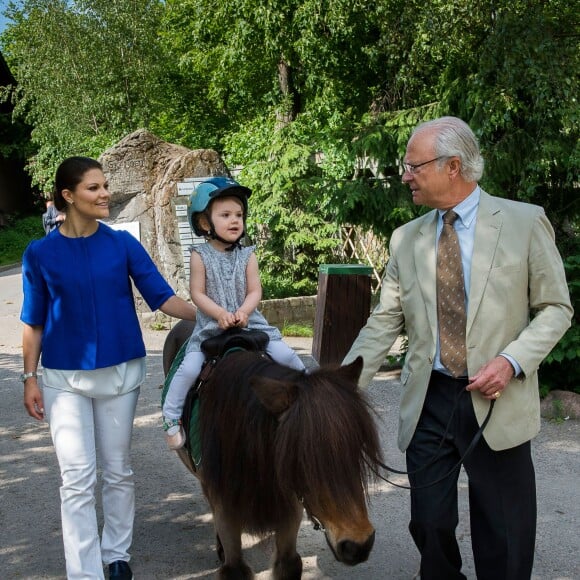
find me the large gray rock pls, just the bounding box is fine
[99,129,228,301]
[541,390,580,421]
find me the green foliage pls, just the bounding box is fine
[280,322,313,338]
[0,214,44,265]
[459,3,580,233]
[1,0,578,336]
[2,0,168,189]
[540,250,580,395]
[226,114,341,298]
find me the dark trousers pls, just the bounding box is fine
[406,371,536,580]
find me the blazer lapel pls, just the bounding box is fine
[467,191,502,334]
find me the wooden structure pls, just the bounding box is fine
[312,264,372,365]
[340,225,388,293]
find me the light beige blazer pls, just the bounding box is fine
[344,191,573,451]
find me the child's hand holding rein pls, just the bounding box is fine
[217,310,238,329]
[234,309,249,328]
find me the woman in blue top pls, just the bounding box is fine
[21,157,196,580]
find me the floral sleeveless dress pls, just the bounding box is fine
[185,243,282,354]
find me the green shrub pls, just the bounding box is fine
[0,214,44,266]
[539,253,580,396]
[280,322,313,338]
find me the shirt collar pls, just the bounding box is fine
[438,185,480,229]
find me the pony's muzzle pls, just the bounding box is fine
[327,530,376,565]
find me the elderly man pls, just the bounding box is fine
[343,116,572,579]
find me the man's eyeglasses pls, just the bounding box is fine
[401,156,446,175]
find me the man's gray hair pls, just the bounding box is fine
[412,116,484,182]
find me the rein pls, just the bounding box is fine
[370,391,496,491]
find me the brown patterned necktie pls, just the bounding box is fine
[437,210,467,377]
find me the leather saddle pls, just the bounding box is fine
[201,327,270,358]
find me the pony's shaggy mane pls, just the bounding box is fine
[198,351,382,535]
[275,364,383,518]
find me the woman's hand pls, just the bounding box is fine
[22,324,44,419]
[24,379,45,420]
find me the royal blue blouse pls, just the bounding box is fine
[21,223,175,370]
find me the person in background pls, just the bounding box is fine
[343,116,572,580]
[21,156,197,580]
[42,198,65,234]
[161,177,305,449]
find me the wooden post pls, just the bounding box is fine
[312,264,372,365]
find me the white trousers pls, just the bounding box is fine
[43,386,139,580]
[163,339,305,420]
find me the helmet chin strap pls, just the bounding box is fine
[207,227,244,251]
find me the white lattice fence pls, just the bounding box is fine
[339,226,388,293]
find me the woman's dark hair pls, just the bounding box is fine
[53,157,102,211]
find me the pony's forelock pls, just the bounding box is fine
[275,366,383,519]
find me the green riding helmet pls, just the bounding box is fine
[188,176,252,237]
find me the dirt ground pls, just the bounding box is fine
[1,265,579,579]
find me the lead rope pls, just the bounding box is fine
[370,392,495,491]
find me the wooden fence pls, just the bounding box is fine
[339,225,388,293]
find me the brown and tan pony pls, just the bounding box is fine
[163,321,383,580]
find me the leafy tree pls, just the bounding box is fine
[160,0,394,293]
[540,249,580,395]
[341,1,579,239]
[2,1,577,318]
[158,0,386,142]
[0,51,33,168]
[1,0,167,189]
[226,113,342,297]
[457,3,579,239]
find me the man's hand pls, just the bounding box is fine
[467,356,515,400]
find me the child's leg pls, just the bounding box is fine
[266,340,305,370]
[163,351,206,421]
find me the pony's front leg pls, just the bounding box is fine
[272,500,303,580]
[212,507,253,580]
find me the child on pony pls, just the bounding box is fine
[162,177,305,449]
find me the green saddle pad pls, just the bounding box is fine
[162,341,202,467]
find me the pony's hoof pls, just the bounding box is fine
[217,562,253,579]
[273,553,302,580]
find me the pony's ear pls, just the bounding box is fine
[338,356,364,386]
[251,377,298,415]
